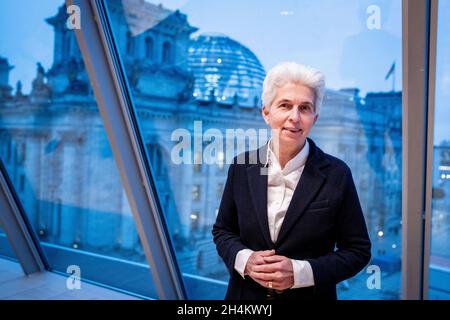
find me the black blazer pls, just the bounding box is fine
[212,138,371,300]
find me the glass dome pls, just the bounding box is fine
[188,33,266,107]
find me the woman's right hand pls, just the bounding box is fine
[244,249,275,278]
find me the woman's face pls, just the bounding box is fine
[262,82,318,151]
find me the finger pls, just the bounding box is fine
[250,273,285,290]
[251,271,276,281]
[252,276,283,291]
[252,275,280,289]
[248,252,265,265]
[252,251,275,265]
[263,255,286,263]
[259,250,276,257]
[252,256,267,265]
[252,263,280,273]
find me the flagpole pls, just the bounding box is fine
[385,61,396,92]
[392,64,395,92]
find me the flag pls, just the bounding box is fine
[385,61,396,80]
[45,139,60,154]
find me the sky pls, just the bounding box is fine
[157,0,403,94]
[434,0,450,146]
[0,0,447,144]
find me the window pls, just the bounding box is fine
[217,183,224,198]
[190,212,199,233]
[19,142,26,164]
[0,1,158,298]
[126,31,135,55]
[64,31,72,59]
[104,0,402,299]
[6,139,11,163]
[147,144,167,177]
[192,184,200,201]
[0,225,16,261]
[145,36,154,59]
[162,41,172,64]
[428,0,450,299]
[194,152,202,173]
[217,151,225,170]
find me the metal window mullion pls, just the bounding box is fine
[401,0,435,300]
[422,0,439,300]
[67,0,185,299]
[0,160,47,274]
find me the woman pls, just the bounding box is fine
[212,62,371,300]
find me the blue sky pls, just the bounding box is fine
[0,0,447,144]
[434,0,450,146]
[159,0,403,94]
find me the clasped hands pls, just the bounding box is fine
[244,249,294,291]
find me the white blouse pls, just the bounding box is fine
[234,139,314,289]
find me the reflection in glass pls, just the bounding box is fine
[429,0,450,300]
[0,1,156,297]
[189,33,266,106]
[0,224,17,260]
[105,0,402,299]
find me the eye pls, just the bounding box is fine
[279,103,289,109]
[300,104,313,112]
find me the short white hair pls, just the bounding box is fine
[261,62,326,115]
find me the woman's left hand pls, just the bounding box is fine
[250,254,294,291]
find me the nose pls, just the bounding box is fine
[288,107,301,122]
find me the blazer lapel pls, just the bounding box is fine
[275,139,329,246]
[246,145,274,248]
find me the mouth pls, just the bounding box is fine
[283,127,302,133]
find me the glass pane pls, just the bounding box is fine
[105,0,402,299]
[0,224,17,261]
[429,0,450,300]
[0,1,158,298]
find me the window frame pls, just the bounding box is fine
[401,0,438,300]
[0,159,47,273]
[0,0,443,300]
[65,0,186,299]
